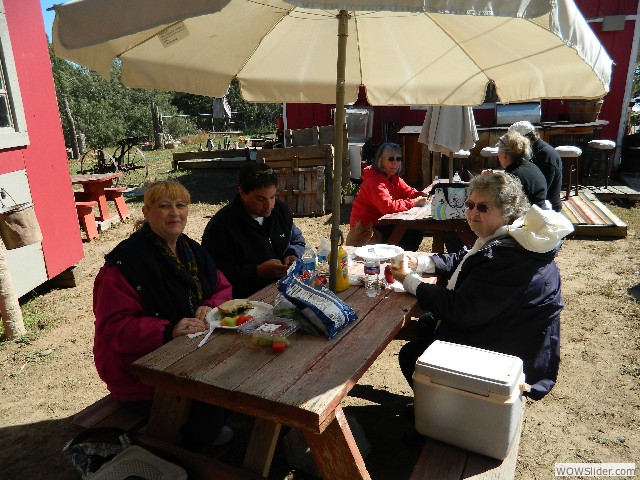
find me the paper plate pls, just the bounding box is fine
[354,244,404,262]
[206,300,273,330]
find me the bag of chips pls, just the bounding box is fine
[277,259,358,339]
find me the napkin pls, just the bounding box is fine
[186,307,220,347]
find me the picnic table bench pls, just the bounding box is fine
[71,395,262,480]
[410,413,523,480]
[172,149,252,170]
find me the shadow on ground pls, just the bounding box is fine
[0,417,81,479]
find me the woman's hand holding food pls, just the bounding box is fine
[194,305,212,322]
[405,254,419,271]
[257,258,289,279]
[173,316,208,338]
[390,253,414,283]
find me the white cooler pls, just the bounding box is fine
[413,341,526,460]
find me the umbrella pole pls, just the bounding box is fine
[329,10,349,293]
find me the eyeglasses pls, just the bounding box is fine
[464,201,493,213]
[386,156,402,162]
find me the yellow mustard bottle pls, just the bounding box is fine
[329,236,350,292]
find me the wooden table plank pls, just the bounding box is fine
[276,287,416,431]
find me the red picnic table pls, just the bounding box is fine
[71,172,125,222]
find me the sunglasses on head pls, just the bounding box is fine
[245,168,275,179]
[465,201,493,213]
[386,156,402,162]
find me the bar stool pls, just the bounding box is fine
[586,139,616,187]
[480,146,499,170]
[555,145,582,199]
[449,150,470,179]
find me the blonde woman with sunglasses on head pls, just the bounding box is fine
[93,180,234,448]
[392,171,573,400]
[349,142,430,251]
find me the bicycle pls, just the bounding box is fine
[79,135,149,187]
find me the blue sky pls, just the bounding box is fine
[40,0,57,40]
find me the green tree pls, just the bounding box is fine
[51,45,177,148]
[50,43,280,148]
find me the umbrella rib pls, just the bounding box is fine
[353,13,364,85]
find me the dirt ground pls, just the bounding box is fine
[0,167,638,479]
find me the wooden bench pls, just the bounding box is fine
[410,412,523,480]
[72,395,262,480]
[72,395,148,433]
[103,187,130,221]
[172,149,251,170]
[74,200,99,241]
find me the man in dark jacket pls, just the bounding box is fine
[202,163,306,298]
[509,121,563,211]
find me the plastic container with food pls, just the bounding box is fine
[237,314,300,353]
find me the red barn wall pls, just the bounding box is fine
[3,0,83,279]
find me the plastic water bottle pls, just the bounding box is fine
[453,171,462,182]
[364,260,381,297]
[317,237,330,274]
[302,246,317,272]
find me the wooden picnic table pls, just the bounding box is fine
[378,205,475,253]
[131,277,424,479]
[71,172,123,222]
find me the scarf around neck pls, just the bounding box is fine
[140,223,203,312]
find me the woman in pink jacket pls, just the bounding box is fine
[350,142,429,250]
[93,180,234,448]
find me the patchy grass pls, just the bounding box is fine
[0,294,57,344]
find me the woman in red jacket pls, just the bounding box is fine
[93,180,234,448]
[349,142,429,251]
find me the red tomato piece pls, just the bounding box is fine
[272,340,287,353]
[236,314,253,325]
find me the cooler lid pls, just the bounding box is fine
[416,341,523,397]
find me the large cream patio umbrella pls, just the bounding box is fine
[52,0,612,291]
